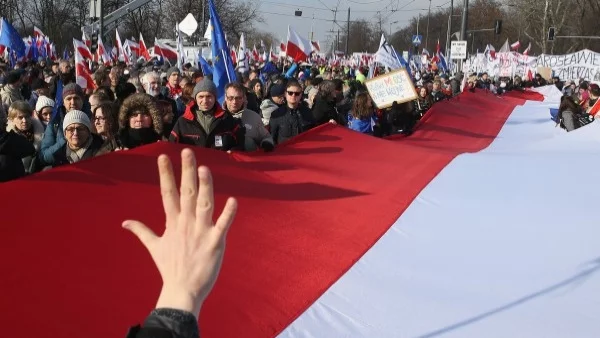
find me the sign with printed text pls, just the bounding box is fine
[451,41,468,60]
[365,69,418,109]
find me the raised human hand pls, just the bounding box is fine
[122,148,237,318]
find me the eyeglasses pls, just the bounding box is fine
[286,91,302,97]
[65,126,88,134]
[226,96,244,101]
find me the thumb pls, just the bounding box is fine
[122,220,158,250]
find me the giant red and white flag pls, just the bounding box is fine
[1,86,599,338]
[286,25,311,63]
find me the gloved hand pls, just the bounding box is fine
[261,140,275,152]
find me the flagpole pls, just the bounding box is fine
[221,49,232,83]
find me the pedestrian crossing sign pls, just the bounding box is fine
[412,35,422,46]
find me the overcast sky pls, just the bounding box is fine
[255,0,453,47]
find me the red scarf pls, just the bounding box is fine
[166,83,182,99]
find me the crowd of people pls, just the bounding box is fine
[1,55,599,336]
[0,58,598,184]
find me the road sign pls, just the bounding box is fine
[450,40,468,59]
[412,35,422,46]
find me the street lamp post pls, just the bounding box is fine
[389,20,398,36]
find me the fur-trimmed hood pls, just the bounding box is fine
[118,93,163,135]
[6,117,45,151]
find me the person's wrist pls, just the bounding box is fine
[155,285,203,319]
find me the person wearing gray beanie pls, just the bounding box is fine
[48,110,104,167]
[192,78,218,100]
[63,110,92,134]
[169,78,246,151]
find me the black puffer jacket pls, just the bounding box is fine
[0,130,35,182]
[269,102,315,144]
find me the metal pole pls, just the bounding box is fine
[337,29,340,52]
[98,0,104,40]
[201,0,206,37]
[345,7,350,55]
[460,0,468,41]
[311,14,314,41]
[446,0,453,57]
[426,0,432,51]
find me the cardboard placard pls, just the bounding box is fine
[365,69,418,109]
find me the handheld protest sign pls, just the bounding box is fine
[365,69,418,109]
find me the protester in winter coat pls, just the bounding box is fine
[6,101,45,173]
[118,93,164,149]
[430,80,447,103]
[259,84,286,126]
[558,96,585,132]
[312,80,345,125]
[93,102,119,142]
[223,83,274,151]
[414,87,433,118]
[269,81,315,144]
[1,70,24,112]
[347,92,379,135]
[50,110,104,167]
[169,79,245,151]
[34,96,55,129]
[0,107,35,181]
[39,83,86,166]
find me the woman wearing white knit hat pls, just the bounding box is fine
[34,96,55,129]
[48,110,105,168]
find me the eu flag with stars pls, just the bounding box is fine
[0,18,25,58]
[208,0,237,104]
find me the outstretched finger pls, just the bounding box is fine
[180,149,198,218]
[158,154,179,225]
[196,166,215,228]
[122,220,159,251]
[214,197,237,235]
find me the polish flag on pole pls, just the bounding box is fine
[73,42,96,90]
[82,31,91,49]
[97,35,111,65]
[138,33,151,61]
[523,42,532,56]
[33,26,45,38]
[154,38,178,60]
[510,41,521,51]
[311,40,321,52]
[115,30,130,64]
[286,25,312,63]
[73,38,93,60]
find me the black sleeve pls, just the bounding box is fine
[127,308,199,338]
[168,120,181,143]
[269,116,280,144]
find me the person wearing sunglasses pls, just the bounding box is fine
[268,81,315,145]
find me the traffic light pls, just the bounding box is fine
[294,10,302,16]
[494,20,502,35]
[90,31,98,54]
[548,27,556,41]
